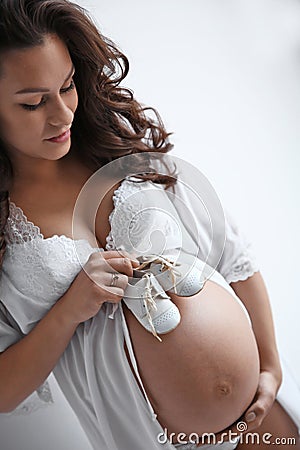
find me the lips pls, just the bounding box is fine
[46,128,71,143]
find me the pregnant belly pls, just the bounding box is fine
[123,277,260,439]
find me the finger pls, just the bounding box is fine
[242,397,274,431]
[102,250,139,266]
[130,259,140,268]
[100,250,125,259]
[113,248,139,262]
[105,257,135,277]
[104,273,128,290]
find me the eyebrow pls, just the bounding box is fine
[14,65,75,95]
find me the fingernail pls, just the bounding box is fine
[246,412,256,422]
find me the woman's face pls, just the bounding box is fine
[0,34,78,164]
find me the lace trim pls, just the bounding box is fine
[5,202,44,244]
[5,201,95,250]
[105,177,153,252]
[105,179,128,250]
[36,380,54,403]
[225,247,259,284]
[7,381,54,417]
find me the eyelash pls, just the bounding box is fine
[21,80,76,111]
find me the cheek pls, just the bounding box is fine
[0,110,20,145]
[0,108,42,148]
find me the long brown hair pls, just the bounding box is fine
[0,0,175,266]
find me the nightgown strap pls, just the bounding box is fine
[118,303,158,422]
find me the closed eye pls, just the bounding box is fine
[21,99,47,111]
[21,80,76,111]
[60,80,75,94]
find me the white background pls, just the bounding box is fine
[0,1,299,449]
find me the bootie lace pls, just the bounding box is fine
[137,254,182,294]
[142,272,162,342]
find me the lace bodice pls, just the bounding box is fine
[106,177,182,256]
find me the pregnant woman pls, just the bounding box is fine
[0,1,299,449]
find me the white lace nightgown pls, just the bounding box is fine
[0,178,299,450]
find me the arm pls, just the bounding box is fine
[0,297,77,412]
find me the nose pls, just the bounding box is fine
[47,96,74,128]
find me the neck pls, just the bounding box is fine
[10,151,75,186]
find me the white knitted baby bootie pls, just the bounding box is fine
[123,269,181,342]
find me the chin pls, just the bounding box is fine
[42,141,72,160]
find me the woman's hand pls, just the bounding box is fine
[59,250,139,325]
[240,369,281,431]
